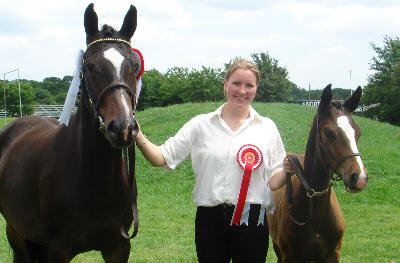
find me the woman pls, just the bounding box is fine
[135,59,293,262]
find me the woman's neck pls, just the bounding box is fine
[221,103,250,131]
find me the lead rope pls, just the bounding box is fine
[120,144,139,239]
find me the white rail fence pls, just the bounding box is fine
[288,100,379,113]
[0,105,77,119]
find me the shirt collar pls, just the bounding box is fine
[212,103,263,122]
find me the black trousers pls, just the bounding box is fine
[195,204,269,263]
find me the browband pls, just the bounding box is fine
[86,38,132,50]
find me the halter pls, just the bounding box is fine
[80,38,139,239]
[316,114,361,181]
[81,38,137,135]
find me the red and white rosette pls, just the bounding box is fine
[231,144,263,225]
[132,48,144,101]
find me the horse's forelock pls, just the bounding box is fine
[101,25,117,38]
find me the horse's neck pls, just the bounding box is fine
[70,106,123,174]
[291,127,333,216]
[303,120,332,195]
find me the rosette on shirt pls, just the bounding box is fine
[231,144,265,226]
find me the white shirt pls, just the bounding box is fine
[160,104,285,212]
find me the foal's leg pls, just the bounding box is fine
[101,239,131,263]
[272,241,282,263]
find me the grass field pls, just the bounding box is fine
[0,102,399,262]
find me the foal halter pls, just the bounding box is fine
[286,112,362,226]
[316,114,361,181]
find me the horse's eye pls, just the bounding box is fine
[324,129,335,140]
[85,63,96,73]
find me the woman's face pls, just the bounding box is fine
[224,69,258,109]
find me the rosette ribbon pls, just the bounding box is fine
[231,144,263,225]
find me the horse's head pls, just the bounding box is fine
[316,84,368,193]
[81,3,139,149]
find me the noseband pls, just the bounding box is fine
[81,38,137,133]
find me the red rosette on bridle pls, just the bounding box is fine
[132,48,144,80]
[231,144,263,225]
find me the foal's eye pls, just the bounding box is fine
[324,129,335,140]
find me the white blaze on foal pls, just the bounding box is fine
[337,115,367,179]
[103,47,131,119]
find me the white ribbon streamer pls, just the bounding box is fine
[59,50,84,126]
[136,77,142,101]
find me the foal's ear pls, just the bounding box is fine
[84,3,99,43]
[120,5,137,41]
[318,84,332,113]
[343,86,362,113]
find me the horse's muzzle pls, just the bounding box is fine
[106,118,137,149]
[345,169,368,193]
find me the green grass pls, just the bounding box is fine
[0,103,399,262]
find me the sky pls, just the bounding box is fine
[1,0,399,90]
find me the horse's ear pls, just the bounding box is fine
[84,3,99,43]
[119,5,137,41]
[343,86,362,113]
[318,84,332,113]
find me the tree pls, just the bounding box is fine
[0,80,35,116]
[362,36,400,125]
[139,69,164,110]
[184,67,224,103]
[250,52,292,102]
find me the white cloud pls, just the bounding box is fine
[0,0,398,90]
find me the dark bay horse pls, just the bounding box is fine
[0,4,140,262]
[267,84,368,262]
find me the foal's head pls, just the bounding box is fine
[81,3,139,148]
[315,84,368,193]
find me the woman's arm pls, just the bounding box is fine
[135,130,166,167]
[268,153,296,191]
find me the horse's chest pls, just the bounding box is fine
[291,225,339,260]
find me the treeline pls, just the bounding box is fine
[3,52,310,115]
[5,39,400,127]
[1,51,353,116]
[362,36,400,126]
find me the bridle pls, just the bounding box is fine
[80,38,137,135]
[80,38,139,239]
[286,111,361,225]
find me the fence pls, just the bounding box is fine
[287,100,375,113]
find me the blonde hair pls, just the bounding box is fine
[225,58,260,85]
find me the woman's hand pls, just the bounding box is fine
[283,153,296,175]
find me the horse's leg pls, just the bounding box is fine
[323,248,340,263]
[282,254,306,263]
[101,239,130,263]
[6,224,37,263]
[47,244,73,263]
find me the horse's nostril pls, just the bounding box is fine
[106,120,119,138]
[350,173,359,188]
